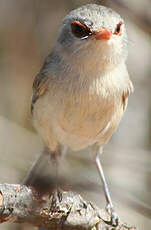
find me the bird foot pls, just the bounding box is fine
[104,204,120,227]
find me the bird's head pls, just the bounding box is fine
[56,4,128,72]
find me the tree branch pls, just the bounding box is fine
[0,183,137,230]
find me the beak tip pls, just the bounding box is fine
[94,29,112,40]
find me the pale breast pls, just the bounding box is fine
[33,86,124,151]
[33,64,131,151]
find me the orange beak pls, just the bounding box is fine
[94,29,112,40]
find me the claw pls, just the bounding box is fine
[105,204,120,227]
[110,211,120,227]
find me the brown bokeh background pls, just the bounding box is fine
[0,0,151,229]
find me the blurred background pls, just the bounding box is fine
[0,0,150,229]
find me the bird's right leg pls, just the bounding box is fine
[23,147,50,186]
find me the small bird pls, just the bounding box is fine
[26,4,133,226]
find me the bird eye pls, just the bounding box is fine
[71,21,92,39]
[114,21,123,35]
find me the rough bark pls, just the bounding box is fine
[0,183,137,230]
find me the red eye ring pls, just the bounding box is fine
[71,20,92,39]
[114,21,123,35]
[71,21,88,31]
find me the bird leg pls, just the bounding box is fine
[49,145,67,182]
[23,147,50,186]
[95,147,120,226]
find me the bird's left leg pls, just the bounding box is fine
[95,146,120,226]
[49,145,68,181]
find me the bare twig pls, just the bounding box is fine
[0,183,137,230]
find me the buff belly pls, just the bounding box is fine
[33,90,124,151]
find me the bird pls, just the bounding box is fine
[25,4,134,226]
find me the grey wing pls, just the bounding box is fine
[31,50,63,113]
[122,80,134,111]
[31,72,49,114]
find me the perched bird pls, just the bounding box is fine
[25,4,133,226]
